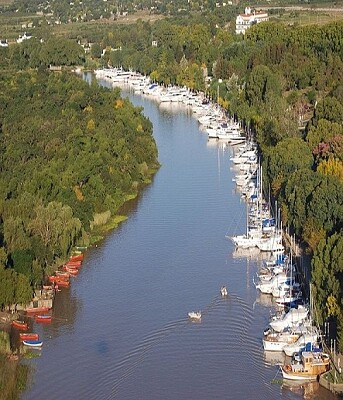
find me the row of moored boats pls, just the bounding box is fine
[96,67,331,382]
[95,67,247,145]
[227,140,331,382]
[11,252,85,349]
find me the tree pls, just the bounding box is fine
[264,138,313,197]
[306,119,343,151]
[29,202,82,259]
[312,232,343,346]
[245,65,281,106]
[14,274,33,308]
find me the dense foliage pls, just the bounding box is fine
[0,69,158,309]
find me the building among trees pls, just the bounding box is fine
[235,7,269,35]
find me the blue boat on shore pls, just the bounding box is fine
[23,340,43,347]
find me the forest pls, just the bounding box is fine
[0,10,342,348]
[0,66,159,310]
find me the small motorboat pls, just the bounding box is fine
[22,340,43,347]
[188,311,202,320]
[34,315,52,323]
[19,333,39,341]
[220,286,228,297]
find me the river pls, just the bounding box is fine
[20,75,337,400]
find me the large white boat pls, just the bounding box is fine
[254,273,289,294]
[263,329,301,352]
[257,234,284,252]
[269,306,309,332]
[283,332,319,357]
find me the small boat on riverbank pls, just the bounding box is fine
[26,306,51,314]
[69,254,84,262]
[19,333,39,341]
[64,260,82,268]
[48,275,70,287]
[63,265,79,275]
[188,311,202,321]
[281,351,330,381]
[23,340,43,348]
[12,320,28,330]
[34,315,52,323]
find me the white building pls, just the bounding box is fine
[0,39,8,47]
[235,7,269,35]
[17,32,33,43]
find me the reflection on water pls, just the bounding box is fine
[281,380,337,400]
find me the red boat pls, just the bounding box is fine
[19,333,39,341]
[63,266,78,275]
[26,306,50,314]
[49,275,69,283]
[54,279,70,288]
[35,315,52,323]
[69,254,84,262]
[55,270,70,278]
[65,260,82,268]
[12,320,28,330]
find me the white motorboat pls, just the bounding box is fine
[263,329,301,352]
[220,286,228,297]
[254,274,289,294]
[283,332,319,357]
[188,311,201,320]
[269,306,309,332]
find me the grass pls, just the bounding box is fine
[89,214,128,245]
[268,6,343,26]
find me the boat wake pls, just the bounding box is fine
[103,292,266,399]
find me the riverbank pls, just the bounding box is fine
[320,352,343,395]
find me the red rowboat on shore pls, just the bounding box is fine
[48,275,69,283]
[12,320,28,330]
[65,260,82,268]
[54,279,70,288]
[35,315,52,323]
[69,254,84,262]
[55,271,70,278]
[19,333,39,341]
[26,306,50,314]
[63,266,78,275]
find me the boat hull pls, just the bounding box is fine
[35,315,52,323]
[26,306,50,314]
[19,333,39,341]
[23,340,43,347]
[281,367,318,381]
[12,321,28,330]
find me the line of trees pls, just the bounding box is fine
[0,67,159,310]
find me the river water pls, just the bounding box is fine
[20,76,337,400]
